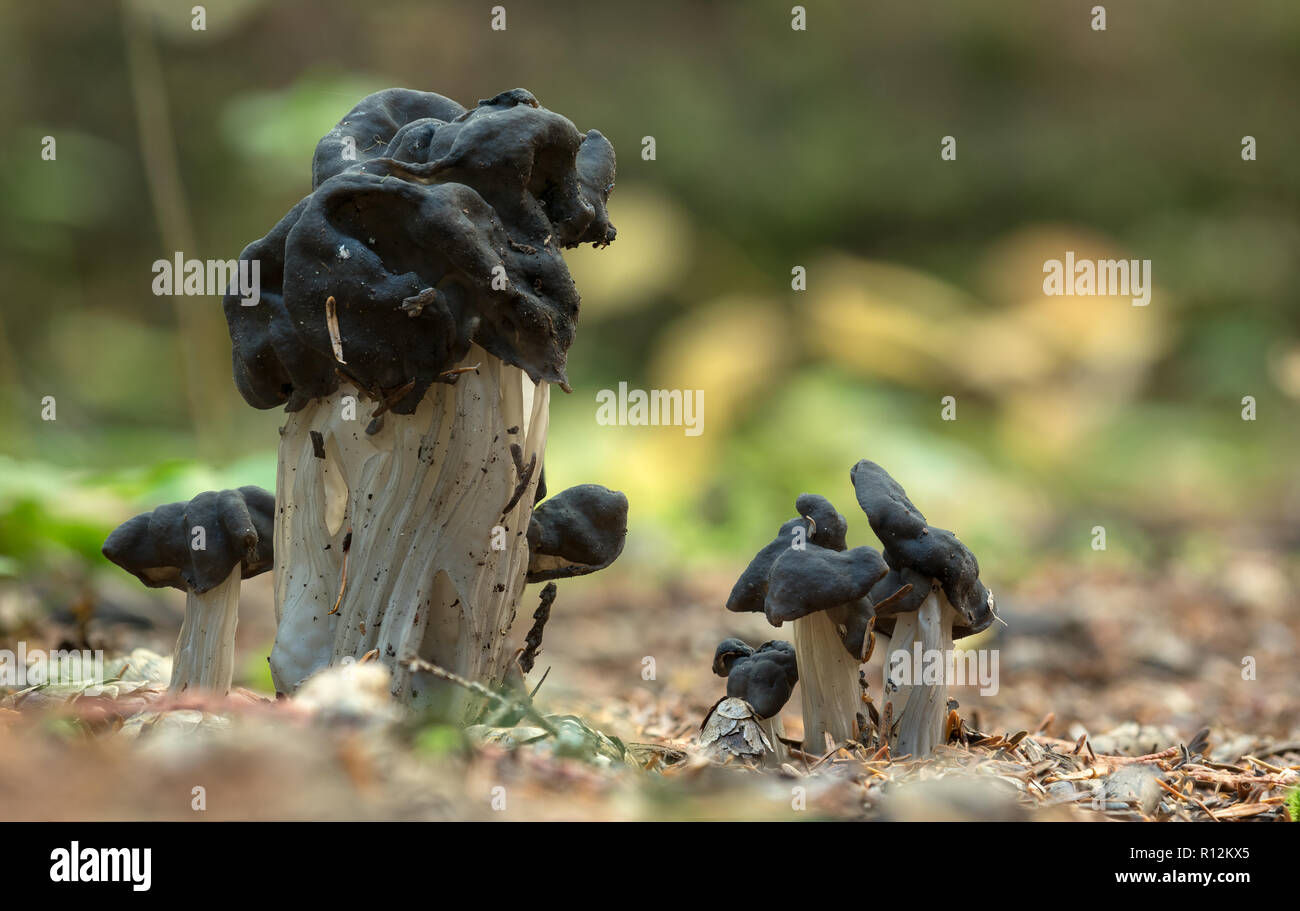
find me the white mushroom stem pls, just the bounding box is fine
[170,565,241,695]
[757,715,789,769]
[791,610,861,751]
[882,585,959,758]
[269,344,549,720]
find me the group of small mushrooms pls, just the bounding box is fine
[102,87,627,717]
[98,87,997,756]
[705,460,996,760]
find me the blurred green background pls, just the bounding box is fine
[2,0,1298,602]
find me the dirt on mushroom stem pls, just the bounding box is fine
[269,344,549,720]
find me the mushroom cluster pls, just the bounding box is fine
[215,87,622,716]
[722,463,995,757]
[102,487,274,695]
[100,87,625,721]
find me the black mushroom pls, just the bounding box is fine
[850,459,997,756]
[713,638,799,719]
[701,639,799,764]
[219,87,618,714]
[102,487,274,694]
[526,484,629,582]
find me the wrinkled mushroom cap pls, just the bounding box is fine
[102,486,274,594]
[850,460,995,637]
[764,544,888,626]
[712,638,754,677]
[525,484,628,583]
[224,87,617,415]
[716,639,799,720]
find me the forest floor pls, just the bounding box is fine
[1,554,1297,821]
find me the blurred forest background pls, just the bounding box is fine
[1,0,1298,656]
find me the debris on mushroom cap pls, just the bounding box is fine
[721,639,799,719]
[224,87,617,416]
[712,638,755,677]
[698,696,773,760]
[101,487,274,594]
[725,517,806,613]
[850,459,996,636]
[794,492,848,551]
[764,544,889,626]
[525,484,628,583]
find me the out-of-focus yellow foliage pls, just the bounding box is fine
[805,228,1173,464]
[649,295,789,435]
[804,256,975,387]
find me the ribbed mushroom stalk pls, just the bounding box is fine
[101,487,274,696]
[852,460,997,758]
[789,609,860,748]
[222,87,617,716]
[880,583,964,757]
[271,357,548,715]
[171,566,242,693]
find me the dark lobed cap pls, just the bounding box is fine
[102,487,275,594]
[725,517,806,614]
[850,460,995,637]
[224,87,617,416]
[721,639,799,719]
[525,484,628,583]
[794,493,848,551]
[764,544,889,626]
[712,638,754,677]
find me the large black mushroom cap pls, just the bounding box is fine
[102,487,274,594]
[224,87,617,416]
[525,484,628,583]
[725,517,805,614]
[764,544,888,626]
[716,639,798,719]
[850,460,995,637]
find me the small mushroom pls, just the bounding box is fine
[765,542,886,747]
[714,638,798,719]
[701,639,798,765]
[850,460,997,757]
[525,484,629,582]
[728,495,889,750]
[102,487,274,695]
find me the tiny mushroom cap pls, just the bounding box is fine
[764,544,889,626]
[722,640,799,719]
[725,517,805,614]
[850,460,995,637]
[525,484,629,583]
[712,638,755,677]
[102,486,274,593]
[224,87,618,417]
